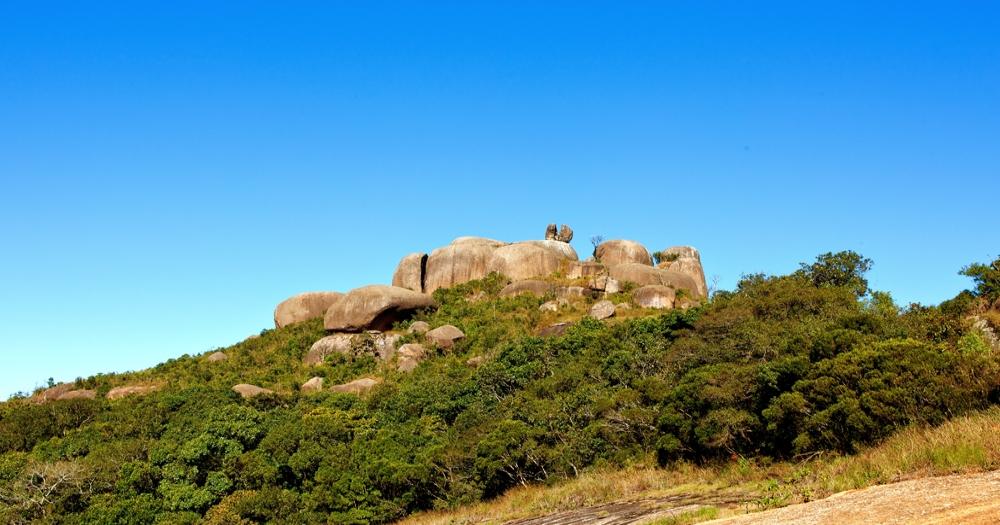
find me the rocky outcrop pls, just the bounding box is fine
[424,237,506,293]
[487,242,577,281]
[324,285,436,332]
[538,322,572,337]
[588,275,621,294]
[596,240,653,266]
[205,351,228,363]
[305,332,401,364]
[589,300,616,320]
[273,291,344,328]
[567,261,606,279]
[545,224,558,240]
[304,334,354,365]
[58,389,97,400]
[392,253,426,292]
[232,384,272,398]
[330,377,380,395]
[106,385,158,400]
[633,285,676,309]
[301,377,324,393]
[657,246,708,299]
[558,224,574,243]
[608,263,704,299]
[425,324,465,349]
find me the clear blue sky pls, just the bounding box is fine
[2,2,998,398]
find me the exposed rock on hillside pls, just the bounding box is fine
[500,280,555,297]
[205,351,228,363]
[423,237,505,293]
[596,239,653,266]
[57,389,97,400]
[633,285,676,309]
[589,300,616,320]
[330,377,380,394]
[397,343,427,372]
[324,285,436,332]
[301,377,324,392]
[487,242,577,281]
[232,384,272,398]
[273,291,344,328]
[657,245,708,299]
[609,263,704,300]
[107,385,159,400]
[425,324,465,349]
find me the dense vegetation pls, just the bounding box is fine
[1,253,998,524]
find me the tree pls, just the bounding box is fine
[961,255,1000,304]
[797,251,873,297]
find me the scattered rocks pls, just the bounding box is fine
[106,385,158,400]
[425,324,465,349]
[232,384,273,398]
[501,280,554,298]
[589,300,616,320]
[330,377,380,395]
[392,252,427,292]
[273,291,344,328]
[397,343,428,372]
[324,285,437,332]
[633,285,676,309]
[595,240,653,266]
[538,322,572,337]
[205,351,228,363]
[300,377,324,393]
[407,321,430,335]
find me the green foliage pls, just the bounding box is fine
[961,255,1000,303]
[1,253,998,523]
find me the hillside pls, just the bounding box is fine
[1,245,999,524]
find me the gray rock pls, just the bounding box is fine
[424,238,505,293]
[588,276,621,294]
[397,343,428,372]
[608,263,704,299]
[567,261,606,279]
[408,321,431,334]
[657,246,708,299]
[425,324,465,349]
[487,241,577,282]
[539,300,560,312]
[106,385,158,400]
[500,279,554,297]
[589,300,616,320]
[206,351,228,363]
[557,224,574,243]
[324,285,437,332]
[301,377,324,392]
[273,291,344,328]
[538,322,572,337]
[233,384,273,398]
[633,285,676,309]
[304,334,355,365]
[392,252,427,292]
[596,240,653,266]
[545,223,558,240]
[330,377,380,395]
[57,389,97,400]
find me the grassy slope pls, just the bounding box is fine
[401,407,1000,524]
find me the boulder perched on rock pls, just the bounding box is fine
[107,385,158,400]
[324,285,436,332]
[596,240,653,266]
[657,246,708,299]
[425,324,465,349]
[274,291,344,328]
[304,334,355,365]
[301,377,324,393]
[392,253,427,292]
[608,263,704,299]
[233,384,273,398]
[500,280,554,298]
[557,224,574,243]
[545,223,558,240]
[424,237,506,293]
[589,300,616,320]
[330,377,380,395]
[206,351,228,363]
[397,343,428,372]
[487,242,577,281]
[408,321,430,335]
[633,285,676,309]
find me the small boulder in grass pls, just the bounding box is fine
[397,343,428,372]
[425,324,465,349]
[233,384,273,398]
[589,300,615,320]
[301,377,324,393]
[538,322,573,337]
[206,351,228,363]
[408,321,431,335]
[329,377,380,395]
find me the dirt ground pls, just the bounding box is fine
[705,470,1000,525]
[504,470,1000,525]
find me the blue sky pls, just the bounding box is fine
[1,2,998,398]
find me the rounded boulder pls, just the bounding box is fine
[274,291,344,328]
[596,240,653,266]
[324,285,437,332]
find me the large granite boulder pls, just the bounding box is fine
[324,285,436,332]
[608,263,704,299]
[205,351,228,363]
[304,334,355,365]
[392,252,427,292]
[274,291,344,328]
[567,261,606,279]
[107,385,158,400]
[330,377,380,395]
[657,246,708,299]
[301,377,324,393]
[633,285,676,309]
[487,241,577,281]
[397,343,428,372]
[589,300,616,320]
[424,237,506,293]
[596,240,653,266]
